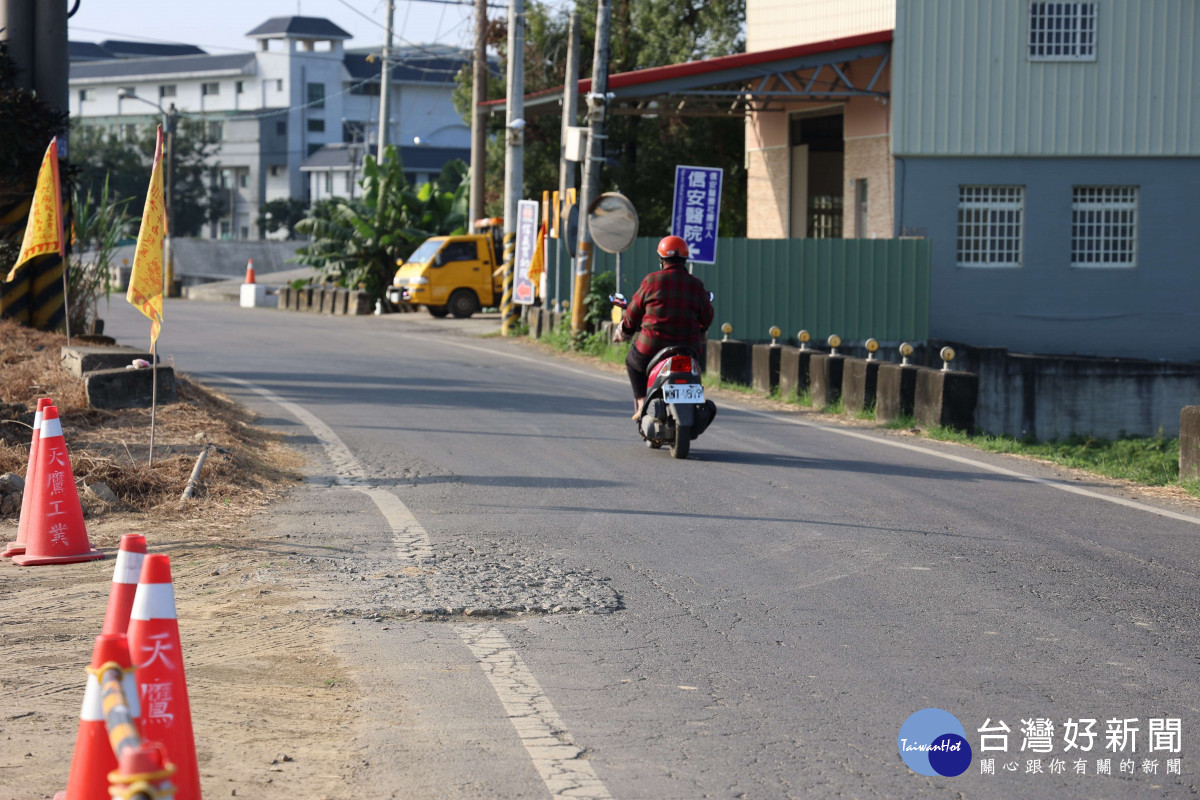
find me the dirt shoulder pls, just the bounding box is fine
[0,319,355,799]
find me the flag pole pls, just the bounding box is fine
[49,137,71,344]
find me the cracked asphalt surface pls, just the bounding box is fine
[102,298,1200,799]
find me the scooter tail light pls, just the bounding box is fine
[668,356,695,373]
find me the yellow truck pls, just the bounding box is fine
[387,218,504,318]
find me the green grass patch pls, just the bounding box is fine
[921,428,1196,495]
[882,413,916,430]
[701,373,756,394]
[855,404,876,421]
[818,398,844,415]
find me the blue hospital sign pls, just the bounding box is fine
[671,165,723,264]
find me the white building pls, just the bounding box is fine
[69,16,471,240]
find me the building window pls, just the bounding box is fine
[1071,186,1137,268]
[239,172,249,188]
[276,79,284,91]
[159,84,176,98]
[307,118,325,133]
[306,82,325,109]
[206,121,224,141]
[122,123,137,142]
[201,82,220,96]
[269,165,281,177]
[1029,2,1097,61]
[307,143,323,157]
[276,120,287,137]
[957,186,1025,267]
[79,88,95,102]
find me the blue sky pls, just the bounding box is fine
[68,0,523,55]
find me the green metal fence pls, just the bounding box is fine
[575,237,930,343]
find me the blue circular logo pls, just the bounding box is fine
[898,708,973,777]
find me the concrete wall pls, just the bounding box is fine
[111,239,305,280]
[898,156,1200,362]
[929,341,1200,440]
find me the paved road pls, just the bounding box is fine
[105,299,1200,799]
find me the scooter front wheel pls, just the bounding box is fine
[670,424,691,459]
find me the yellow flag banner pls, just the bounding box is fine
[527,220,547,290]
[6,138,64,282]
[126,126,166,347]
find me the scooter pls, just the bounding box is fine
[611,294,718,459]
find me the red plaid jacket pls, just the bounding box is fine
[620,264,714,356]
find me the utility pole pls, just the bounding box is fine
[555,11,580,313]
[500,0,524,335]
[164,105,177,294]
[571,0,610,336]
[469,0,488,231]
[377,0,396,156]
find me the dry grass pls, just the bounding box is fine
[0,317,304,522]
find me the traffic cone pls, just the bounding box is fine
[108,741,176,800]
[54,633,140,800]
[101,535,147,636]
[12,406,104,566]
[244,258,255,284]
[128,554,200,800]
[3,397,52,558]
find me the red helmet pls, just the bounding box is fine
[657,235,689,260]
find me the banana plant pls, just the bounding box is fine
[294,145,469,301]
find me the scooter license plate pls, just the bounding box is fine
[663,383,704,403]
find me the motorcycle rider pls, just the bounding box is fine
[614,235,714,419]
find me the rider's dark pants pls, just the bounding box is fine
[626,347,651,400]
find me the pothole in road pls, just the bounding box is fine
[297,548,623,620]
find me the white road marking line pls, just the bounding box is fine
[412,336,1200,527]
[215,374,608,797]
[459,625,614,800]
[217,375,433,560]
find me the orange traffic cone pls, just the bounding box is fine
[128,554,200,799]
[12,406,104,566]
[101,534,147,636]
[244,258,255,284]
[3,397,52,558]
[54,633,140,800]
[108,740,176,799]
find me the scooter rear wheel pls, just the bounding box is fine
[670,424,691,459]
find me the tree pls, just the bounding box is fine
[69,118,226,238]
[256,199,308,239]
[453,0,747,236]
[293,147,470,300]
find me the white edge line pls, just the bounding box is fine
[458,625,614,800]
[415,335,1200,528]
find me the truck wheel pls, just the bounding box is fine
[427,305,449,318]
[448,290,478,319]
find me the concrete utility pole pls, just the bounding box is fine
[469,0,488,230]
[500,0,524,335]
[555,12,580,311]
[377,0,396,155]
[571,0,610,335]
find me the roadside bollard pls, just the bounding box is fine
[769,326,781,346]
[722,322,733,342]
[828,334,841,357]
[797,330,811,351]
[865,338,879,361]
[900,342,914,366]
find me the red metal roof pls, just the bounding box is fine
[481,29,894,109]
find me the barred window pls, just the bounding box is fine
[1071,187,1137,267]
[1029,2,1096,61]
[957,186,1025,267]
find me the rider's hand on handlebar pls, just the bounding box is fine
[613,326,628,343]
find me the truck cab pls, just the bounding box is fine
[387,219,504,318]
